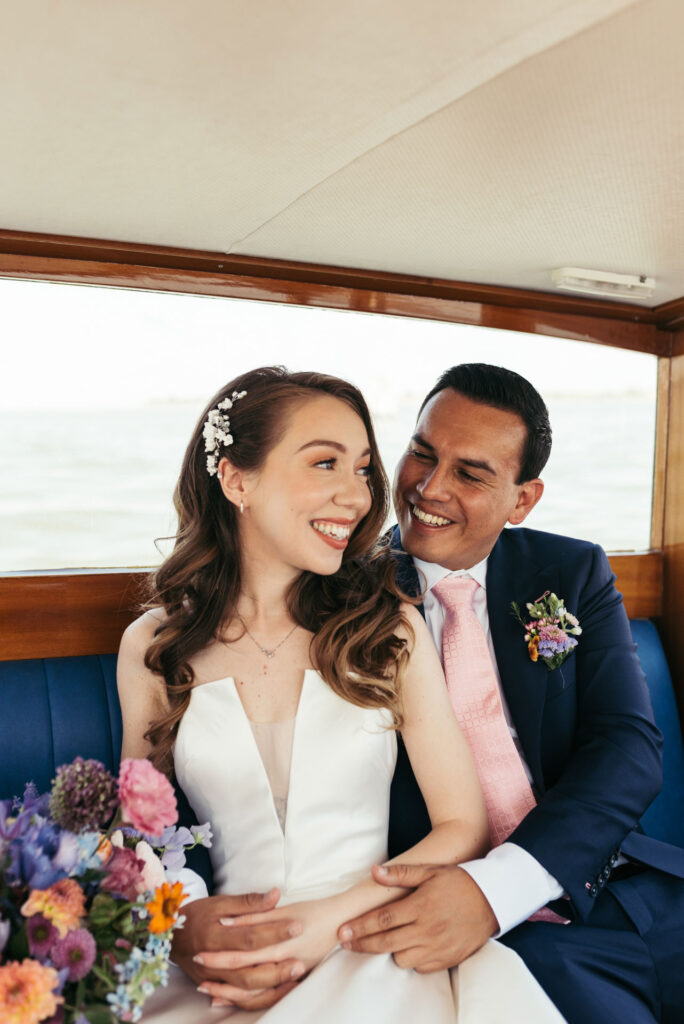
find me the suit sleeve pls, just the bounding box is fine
[508,543,663,921]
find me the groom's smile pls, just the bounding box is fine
[393,389,542,571]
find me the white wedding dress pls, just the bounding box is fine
[142,670,566,1023]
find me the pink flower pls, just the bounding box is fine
[117,759,178,838]
[50,928,96,982]
[26,915,58,960]
[101,847,145,902]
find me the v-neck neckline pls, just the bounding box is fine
[195,669,317,839]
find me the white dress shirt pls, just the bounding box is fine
[412,555,564,934]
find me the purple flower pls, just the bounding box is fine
[27,913,59,958]
[159,826,194,871]
[6,817,69,889]
[537,624,578,658]
[191,823,213,848]
[50,757,118,833]
[51,927,97,981]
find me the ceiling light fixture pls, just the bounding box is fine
[551,267,655,300]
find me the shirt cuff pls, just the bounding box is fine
[460,843,564,935]
[166,866,209,906]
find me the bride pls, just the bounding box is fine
[117,366,565,1022]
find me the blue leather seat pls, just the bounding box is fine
[1,622,683,849]
[0,654,120,799]
[630,619,684,847]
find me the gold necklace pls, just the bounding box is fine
[238,617,298,659]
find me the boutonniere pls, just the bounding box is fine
[511,591,582,670]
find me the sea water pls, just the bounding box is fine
[0,392,655,572]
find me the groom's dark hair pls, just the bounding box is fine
[420,363,552,483]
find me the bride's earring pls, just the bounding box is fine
[240,499,244,515]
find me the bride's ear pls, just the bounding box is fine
[217,457,250,513]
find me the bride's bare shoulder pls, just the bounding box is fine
[117,609,170,705]
[120,608,167,655]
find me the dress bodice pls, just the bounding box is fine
[174,670,397,904]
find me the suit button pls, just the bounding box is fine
[589,883,598,897]
[610,852,619,866]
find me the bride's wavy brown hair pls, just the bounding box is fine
[144,366,410,772]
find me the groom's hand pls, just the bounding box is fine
[338,864,498,972]
[172,889,305,1009]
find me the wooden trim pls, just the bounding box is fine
[0,554,663,661]
[650,357,671,550]
[654,296,684,331]
[660,339,684,724]
[0,229,668,322]
[0,572,146,661]
[0,252,667,357]
[606,552,663,620]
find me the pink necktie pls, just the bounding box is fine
[433,575,536,846]
[433,576,567,923]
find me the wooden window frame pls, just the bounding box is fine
[2,230,682,721]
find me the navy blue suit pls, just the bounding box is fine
[388,526,684,1024]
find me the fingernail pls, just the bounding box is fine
[219,917,235,926]
[291,964,305,979]
[197,986,209,994]
[376,865,388,877]
[193,955,204,964]
[287,922,303,937]
[339,927,352,941]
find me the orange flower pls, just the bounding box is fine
[21,878,85,938]
[96,834,113,863]
[146,881,187,934]
[528,636,540,662]
[0,959,63,1024]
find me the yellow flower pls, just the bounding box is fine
[0,959,62,1024]
[21,878,85,938]
[146,881,187,934]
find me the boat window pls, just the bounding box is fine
[1,278,657,571]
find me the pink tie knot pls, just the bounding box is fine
[432,575,478,611]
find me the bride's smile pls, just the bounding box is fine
[219,394,373,579]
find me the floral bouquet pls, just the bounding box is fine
[0,757,212,1024]
[511,590,582,671]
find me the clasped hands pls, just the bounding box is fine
[175,865,498,1010]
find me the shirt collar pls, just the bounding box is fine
[412,553,489,594]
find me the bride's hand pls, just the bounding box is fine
[173,890,306,1010]
[195,897,341,979]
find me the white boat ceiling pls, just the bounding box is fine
[2,0,682,305]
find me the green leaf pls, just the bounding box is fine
[81,1005,118,1024]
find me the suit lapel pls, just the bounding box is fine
[487,532,553,791]
[390,527,425,619]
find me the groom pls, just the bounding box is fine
[339,363,684,1024]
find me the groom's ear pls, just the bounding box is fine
[508,478,544,526]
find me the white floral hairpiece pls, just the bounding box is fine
[203,390,247,476]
